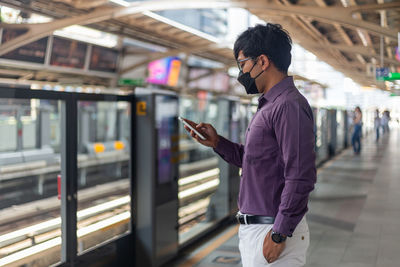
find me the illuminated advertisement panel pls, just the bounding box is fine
[146,57,181,87]
[1,29,47,64]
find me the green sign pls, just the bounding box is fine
[383,73,400,81]
[118,78,145,86]
[390,91,400,97]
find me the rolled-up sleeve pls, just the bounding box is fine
[213,135,244,168]
[273,100,316,236]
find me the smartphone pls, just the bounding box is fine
[178,116,207,140]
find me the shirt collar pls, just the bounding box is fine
[258,76,294,107]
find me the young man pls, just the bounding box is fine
[183,23,316,266]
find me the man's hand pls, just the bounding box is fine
[182,118,219,148]
[263,229,286,263]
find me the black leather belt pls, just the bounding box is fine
[236,213,275,225]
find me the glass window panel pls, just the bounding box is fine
[0,99,63,267]
[0,113,17,152]
[50,112,61,153]
[76,101,131,255]
[336,111,344,150]
[21,115,36,149]
[178,97,257,243]
[178,96,220,243]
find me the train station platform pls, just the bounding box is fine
[172,129,400,267]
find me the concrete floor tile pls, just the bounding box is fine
[376,258,400,267]
[307,248,344,266]
[339,262,376,267]
[341,235,379,263]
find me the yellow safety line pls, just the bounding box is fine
[178,224,239,267]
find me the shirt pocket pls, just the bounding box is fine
[245,123,265,161]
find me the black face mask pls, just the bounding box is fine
[237,60,264,95]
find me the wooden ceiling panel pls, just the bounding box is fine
[324,0,341,6]
[341,26,362,45]
[340,51,355,62]
[387,10,400,30]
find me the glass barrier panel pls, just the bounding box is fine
[50,112,61,153]
[21,115,36,150]
[76,101,131,255]
[0,111,17,152]
[178,96,220,242]
[0,99,63,267]
[336,111,344,150]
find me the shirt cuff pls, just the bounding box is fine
[213,135,231,155]
[273,213,299,237]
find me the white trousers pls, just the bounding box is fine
[238,217,310,267]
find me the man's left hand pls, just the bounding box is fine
[263,229,286,263]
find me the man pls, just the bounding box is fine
[183,23,316,266]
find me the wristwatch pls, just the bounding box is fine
[271,230,287,243]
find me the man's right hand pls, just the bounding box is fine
[182,118,220,148]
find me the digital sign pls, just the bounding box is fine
[155,95,179,185]
[146,57,181,87]
[50,36,87,69]
[89,45,118,72]
[1,29,48,64]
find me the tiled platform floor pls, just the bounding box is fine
[174,129,400,267]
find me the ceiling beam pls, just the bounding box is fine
[246,1,399,39]
[317,0,370,66]
[300,43,400,66]
[54,0,109,9]
[311,0,363,66]
[268,0,351,67]
[0,1,398,56]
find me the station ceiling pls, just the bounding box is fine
[0,0,399,90]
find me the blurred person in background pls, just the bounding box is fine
[381,110,390,134]
[352,106,362,155]
[374,109,381,142]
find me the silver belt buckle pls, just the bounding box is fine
[243,214,248,225]
[235,213,241,224]
[236,213,248,225]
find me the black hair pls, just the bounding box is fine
[233,23,292,74]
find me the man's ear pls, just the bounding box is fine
[259,54,270,71]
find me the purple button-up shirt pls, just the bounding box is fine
[214,76,316,236]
